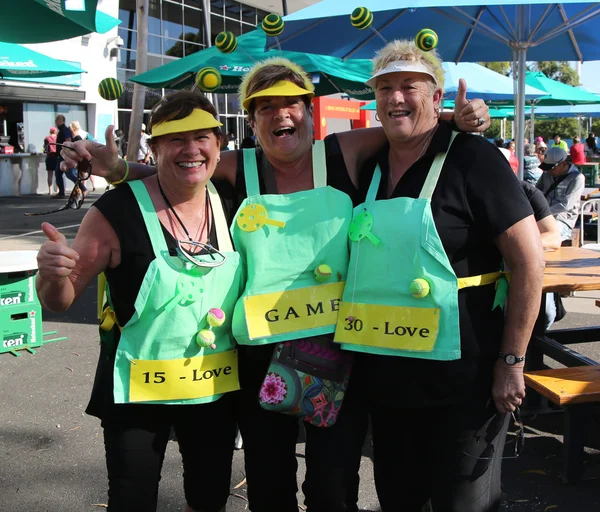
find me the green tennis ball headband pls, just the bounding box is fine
[415,28,438,51]
[366,60,438,88]
[195,67,222,92]
[98,77,123,101]
[215,31,238,53]
[261,13,284,36]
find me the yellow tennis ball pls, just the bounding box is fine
[215,31,238,54]
[261,13,284,36]
[415,29,438,52]
[207,308,226,328]
[350,7,373,30]
[195,67,222,92]
[314,264,332,282]
[98,77,123,101]
[410,278,430,298]
[196,329,216,349]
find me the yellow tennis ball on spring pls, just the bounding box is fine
[207,308,226,328]
[215,31,238,53]
[314,264,332,282]
[410,278,430,298]
[415,29,438,52]
[261,13,284,36]
[196,329,216,349]
[195,67,222,92]
[98,77,123,101]
[350,7,373,30]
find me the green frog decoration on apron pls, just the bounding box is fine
[334,132,508,359]
[231,140,353,346]
[101,180,244,404]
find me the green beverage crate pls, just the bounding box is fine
[578,164,599,187]
[0,269,38,307]
[0,303,43,354]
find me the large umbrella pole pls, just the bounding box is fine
[515,48,527,180]
[530,103,535,143]
[126,0,148,162]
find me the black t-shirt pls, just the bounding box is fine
[522,181,552,221]
[56,124,72,145]
[353,122,534,408]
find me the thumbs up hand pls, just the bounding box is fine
[37,222,80,282]
[453,79,490,132]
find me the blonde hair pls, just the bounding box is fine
[239,57,315,118]
[69,120,81,133]
[372,40,444,94]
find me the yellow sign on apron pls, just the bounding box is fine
[129,349,239,403]
[336,302,440,351]
[244,281,345,339]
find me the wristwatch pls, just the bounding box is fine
[498,352,525,365]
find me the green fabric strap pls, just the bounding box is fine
[129,181,168,258]
[243,149,261,197]
[312,139,327,189]
[365,164,382,205]
[419,131,459,200]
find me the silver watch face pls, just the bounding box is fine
[505,354,517,365]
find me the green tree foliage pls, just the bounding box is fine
[530,61,580,86]
[479,62,511,76]
[534,118,579,142]
[484,119,511,141]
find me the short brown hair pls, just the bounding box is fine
[148,91,222,139]
[239,58,314,119]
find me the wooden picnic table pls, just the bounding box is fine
[542,246,600,293]
[581,187,600,201]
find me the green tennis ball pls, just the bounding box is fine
[98,77,123,101]
[195,67,222,92]
[314,264,332,283]
[350,7,373,30]
[410,278,430,298]
[196,329,216,349]
[261,13,284,36]
[415,29,438,52]
[215,31,238,54]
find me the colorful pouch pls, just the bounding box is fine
[258,336,353,427]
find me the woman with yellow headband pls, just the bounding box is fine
[36,91,243,512]
[60,59,490,512]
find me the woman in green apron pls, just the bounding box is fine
[36,91,243,512]
[57,62,491,512]
[334,40,545,511]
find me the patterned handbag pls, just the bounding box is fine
[258,336,353,427]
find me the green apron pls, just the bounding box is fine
[108,180,243,404]
[231,140,353,345]
[334,132,505,360]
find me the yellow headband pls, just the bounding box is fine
[242,80,314,111]
[151,109,222,137]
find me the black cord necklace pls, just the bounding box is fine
[157,178,209,245]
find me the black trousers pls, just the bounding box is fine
[101,393,237,512]
[369,400,510,512]
[236,345,369,512]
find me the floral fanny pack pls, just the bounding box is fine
[258,336,353,428]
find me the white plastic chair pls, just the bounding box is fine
[580,199,600,251]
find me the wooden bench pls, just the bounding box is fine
[524,365,600,482]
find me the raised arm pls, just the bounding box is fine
[36,209,120,312]
[60,125,238,186]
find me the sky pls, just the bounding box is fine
[580,62,600,93]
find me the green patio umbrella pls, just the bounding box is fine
[0,0,120,44]
[0,42,86,79]
[131,29,375,101]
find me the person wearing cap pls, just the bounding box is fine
[35,91,243,512]
[536,146,585,241]
[138,122,152,164]
[334,40,544,511]
[535,140,548,163]
[58,57,491,512]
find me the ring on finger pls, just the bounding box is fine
[477,117,485,127]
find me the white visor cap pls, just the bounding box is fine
[366,60,438,89]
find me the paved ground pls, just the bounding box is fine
[1,190,599,511]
